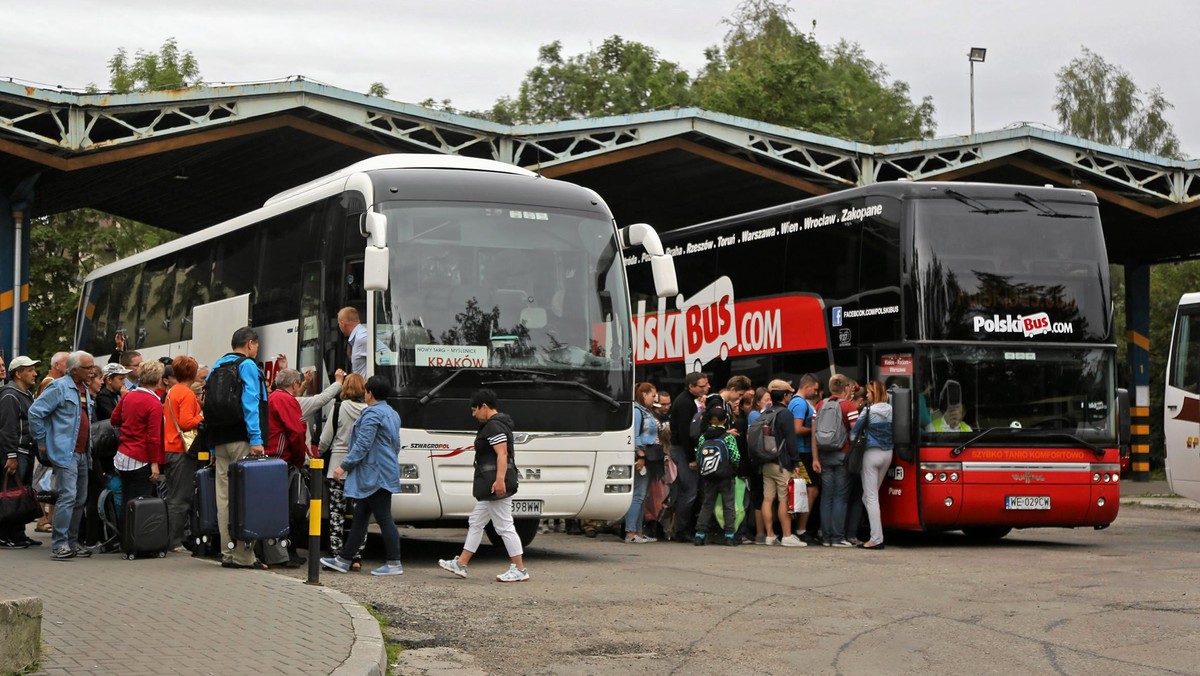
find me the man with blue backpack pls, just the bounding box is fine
[692,406,739,546]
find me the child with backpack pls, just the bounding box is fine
[692,406,740,546]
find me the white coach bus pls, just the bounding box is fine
[1165,292,1200,502]
[75,154,677,546]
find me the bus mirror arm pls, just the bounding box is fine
[1116,388,1131,450]
[620,223,678,298]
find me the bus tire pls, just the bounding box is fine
[961,527,1012,541]
[485,519,539,549]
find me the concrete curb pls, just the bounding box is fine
[0,596,41,674]
[321,586,388,676]
[1120,497,1200,511]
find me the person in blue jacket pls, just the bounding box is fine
[29,351,96,560]
[321,375,404,576]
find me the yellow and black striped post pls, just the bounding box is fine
[306,457,324,585]
[1126,264,1151,481]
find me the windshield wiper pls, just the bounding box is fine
[482,374,620,411]
[945,189,1025,215]
[418,368,467,406]
[417,367,554,406]
[951,427,1013,457]
[951,427,1106,458]
[1031,432,1107,458]
[1013,191,1090,219]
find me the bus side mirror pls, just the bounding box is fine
[621,222,678,298]
[1116,388,1131,448]
[362,212,389,292]
[891,387,913,459]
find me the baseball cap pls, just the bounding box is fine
[102,363,132,378]
[767,378,794,393]
[9,356,39,370]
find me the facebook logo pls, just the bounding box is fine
[832,306,843,327]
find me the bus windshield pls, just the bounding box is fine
[913,196,1110,343]
[918,345,1116,445]
[372,201,630,400]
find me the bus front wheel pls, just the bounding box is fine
[485,519,539,549]
[961,527,1012,541]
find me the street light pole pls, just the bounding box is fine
[968,48,987,136]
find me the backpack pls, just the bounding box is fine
[814,397,849,453]
[688,408,706,444]
[698,436,734,479]
[746,408,780,464]
[203,354,252,427]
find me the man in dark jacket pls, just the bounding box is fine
[666,371,710,542]
[0,356,41,548]
[94,363,129,421]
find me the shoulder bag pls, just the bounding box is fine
[166,394,199,457]
[848,406,870,475]
[0,473,42,528]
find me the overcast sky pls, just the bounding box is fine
[4,0,1198,157]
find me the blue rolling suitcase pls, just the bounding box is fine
[193,465,219,546]
[121,496,169,559]
[229,456,290,545]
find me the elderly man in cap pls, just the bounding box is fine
[29,351,97,560]
[95,362,130,421]
[0,356,41,548]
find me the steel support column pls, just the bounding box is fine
[1125,264,1152,481]
[0,194,30,360]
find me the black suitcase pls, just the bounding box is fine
[229,456,290,544]
[193,466,218,545]
[121,496,169,559]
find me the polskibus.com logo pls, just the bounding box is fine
[973,312,1073,338]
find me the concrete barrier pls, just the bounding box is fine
[0,597,41,674]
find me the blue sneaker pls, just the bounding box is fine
[371,562,404,576]
[319,556,351,573]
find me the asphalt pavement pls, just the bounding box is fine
[0,475,1191,676]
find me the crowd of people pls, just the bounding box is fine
[2,306,896,577]
[0,310,531,582]
[613,371,897,550]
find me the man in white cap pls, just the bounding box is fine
[95,362,130,421]
[0,356,40,547]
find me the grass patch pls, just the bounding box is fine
[1150,467,1167,481]
[366,604,404,675]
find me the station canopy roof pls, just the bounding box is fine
[3,78,1199,265]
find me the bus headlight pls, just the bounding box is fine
[1097,497,1106,507]
[607,465,632,480]
[399,464,419,479]
[944,497,954,507]
[938,473,947,482]
[398,484,420,494]
[924,472,935,482]
[605,484,632,494]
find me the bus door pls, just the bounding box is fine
[1165,301,1200,501]
[871,348,921,529]
[298,261,324,395]
[329,256,365,376]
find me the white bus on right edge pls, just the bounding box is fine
[1165,292,1200,502]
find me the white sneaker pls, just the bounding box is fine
[761,536,778,546]
[780,534,807,547]
[438,556,468,578]
[831,540,855,548]
[496,564,530,582]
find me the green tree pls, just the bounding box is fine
[692,0,935,142]
[27,210,172,365]
[493,35,693,124]
[1053,47,1182,158]
[368,82,389,97]
[107,37,201,93]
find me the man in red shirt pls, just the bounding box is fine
[263,368,310,567]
